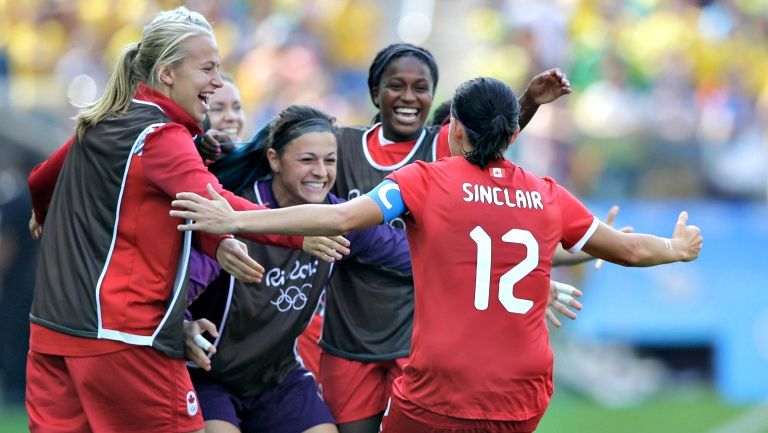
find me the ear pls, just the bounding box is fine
[266,148,280,173]
[451,116,465,144]
[508,124,521,145]
[158,64,175,87]
[371,87,381,109]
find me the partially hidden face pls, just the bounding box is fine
[269,131,337,207]
[373,55,434,142]
[208,80,245,142]
[164,34,223,122]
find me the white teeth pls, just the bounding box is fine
[304,182,325,189]
[395,108,418,114]
[223,128,238,136]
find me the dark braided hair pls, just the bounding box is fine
[450,77,520,168]
[367,43,439,110]
[210,105,336,192]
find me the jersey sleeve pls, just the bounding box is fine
[552,180,599,252]
[387,160,432,221]
[187,248,222,305]
[142,124,303,251]
[28,135,75,224]
[329,193,412,275]
[345,222,412,276]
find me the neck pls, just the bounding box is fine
[268,177,304,208]
[380,123,423,142]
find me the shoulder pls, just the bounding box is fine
[336,125,370,140]
[146,122,192,142]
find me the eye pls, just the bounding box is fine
[325,157,337,164]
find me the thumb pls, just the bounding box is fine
[197,318,219,338]
[207,183,225,201]
[605,205,620,226]
[673,211,688,237]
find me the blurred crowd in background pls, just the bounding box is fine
[1,0,767,409]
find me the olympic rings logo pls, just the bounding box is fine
[270,284,312,312]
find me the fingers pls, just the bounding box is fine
[605,205,620,226]
[176,222,196,232]
[193,334,213,352]
[220,140,236,154]
[169,210,196,220]
[195,318,219,338]
[553,281,581,297]
[327,235,351,256]
[225,255,264,283]
[185,343,211,370]
[207,183,225,201]
[546,307,562,328]
[174,192,206,202]
[552,300,578,320]
[673,210,689,239]
[217,239,265,283]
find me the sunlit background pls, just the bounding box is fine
[0,1,767,432]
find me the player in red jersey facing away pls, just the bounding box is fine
[171,76,700,432]
[172,77,701,432]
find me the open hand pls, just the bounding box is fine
[303,235,351,263]
[216,238,264,283]
[546,281,583,328]
[172,184,236,234]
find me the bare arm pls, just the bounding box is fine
[518,68,572,130]
[582,211,701,266]
[171,184,385,236]
[554,205,632,267]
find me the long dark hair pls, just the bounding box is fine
[210,105,336,192]
[450,77,520,168]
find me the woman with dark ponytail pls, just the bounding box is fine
[172,76,702,433]
[183,105,412,433]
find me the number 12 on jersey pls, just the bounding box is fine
[469,226,539,314]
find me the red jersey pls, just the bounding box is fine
[388,157,597,420]
[27,84,302,358]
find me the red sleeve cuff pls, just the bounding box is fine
[197,233,233,259]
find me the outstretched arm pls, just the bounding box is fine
[171,184,384,236]
[582,211,702,266]
[554,205,633,267]
[518,68,572,130]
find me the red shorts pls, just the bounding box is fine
[318,351,408,423]
[380,377,542,433]
[297,313,323,378]
[26,347,204,433]
[381,379,543,433]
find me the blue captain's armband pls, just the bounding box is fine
[366,180,407,224]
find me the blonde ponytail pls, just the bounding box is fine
[74,6,214,140]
